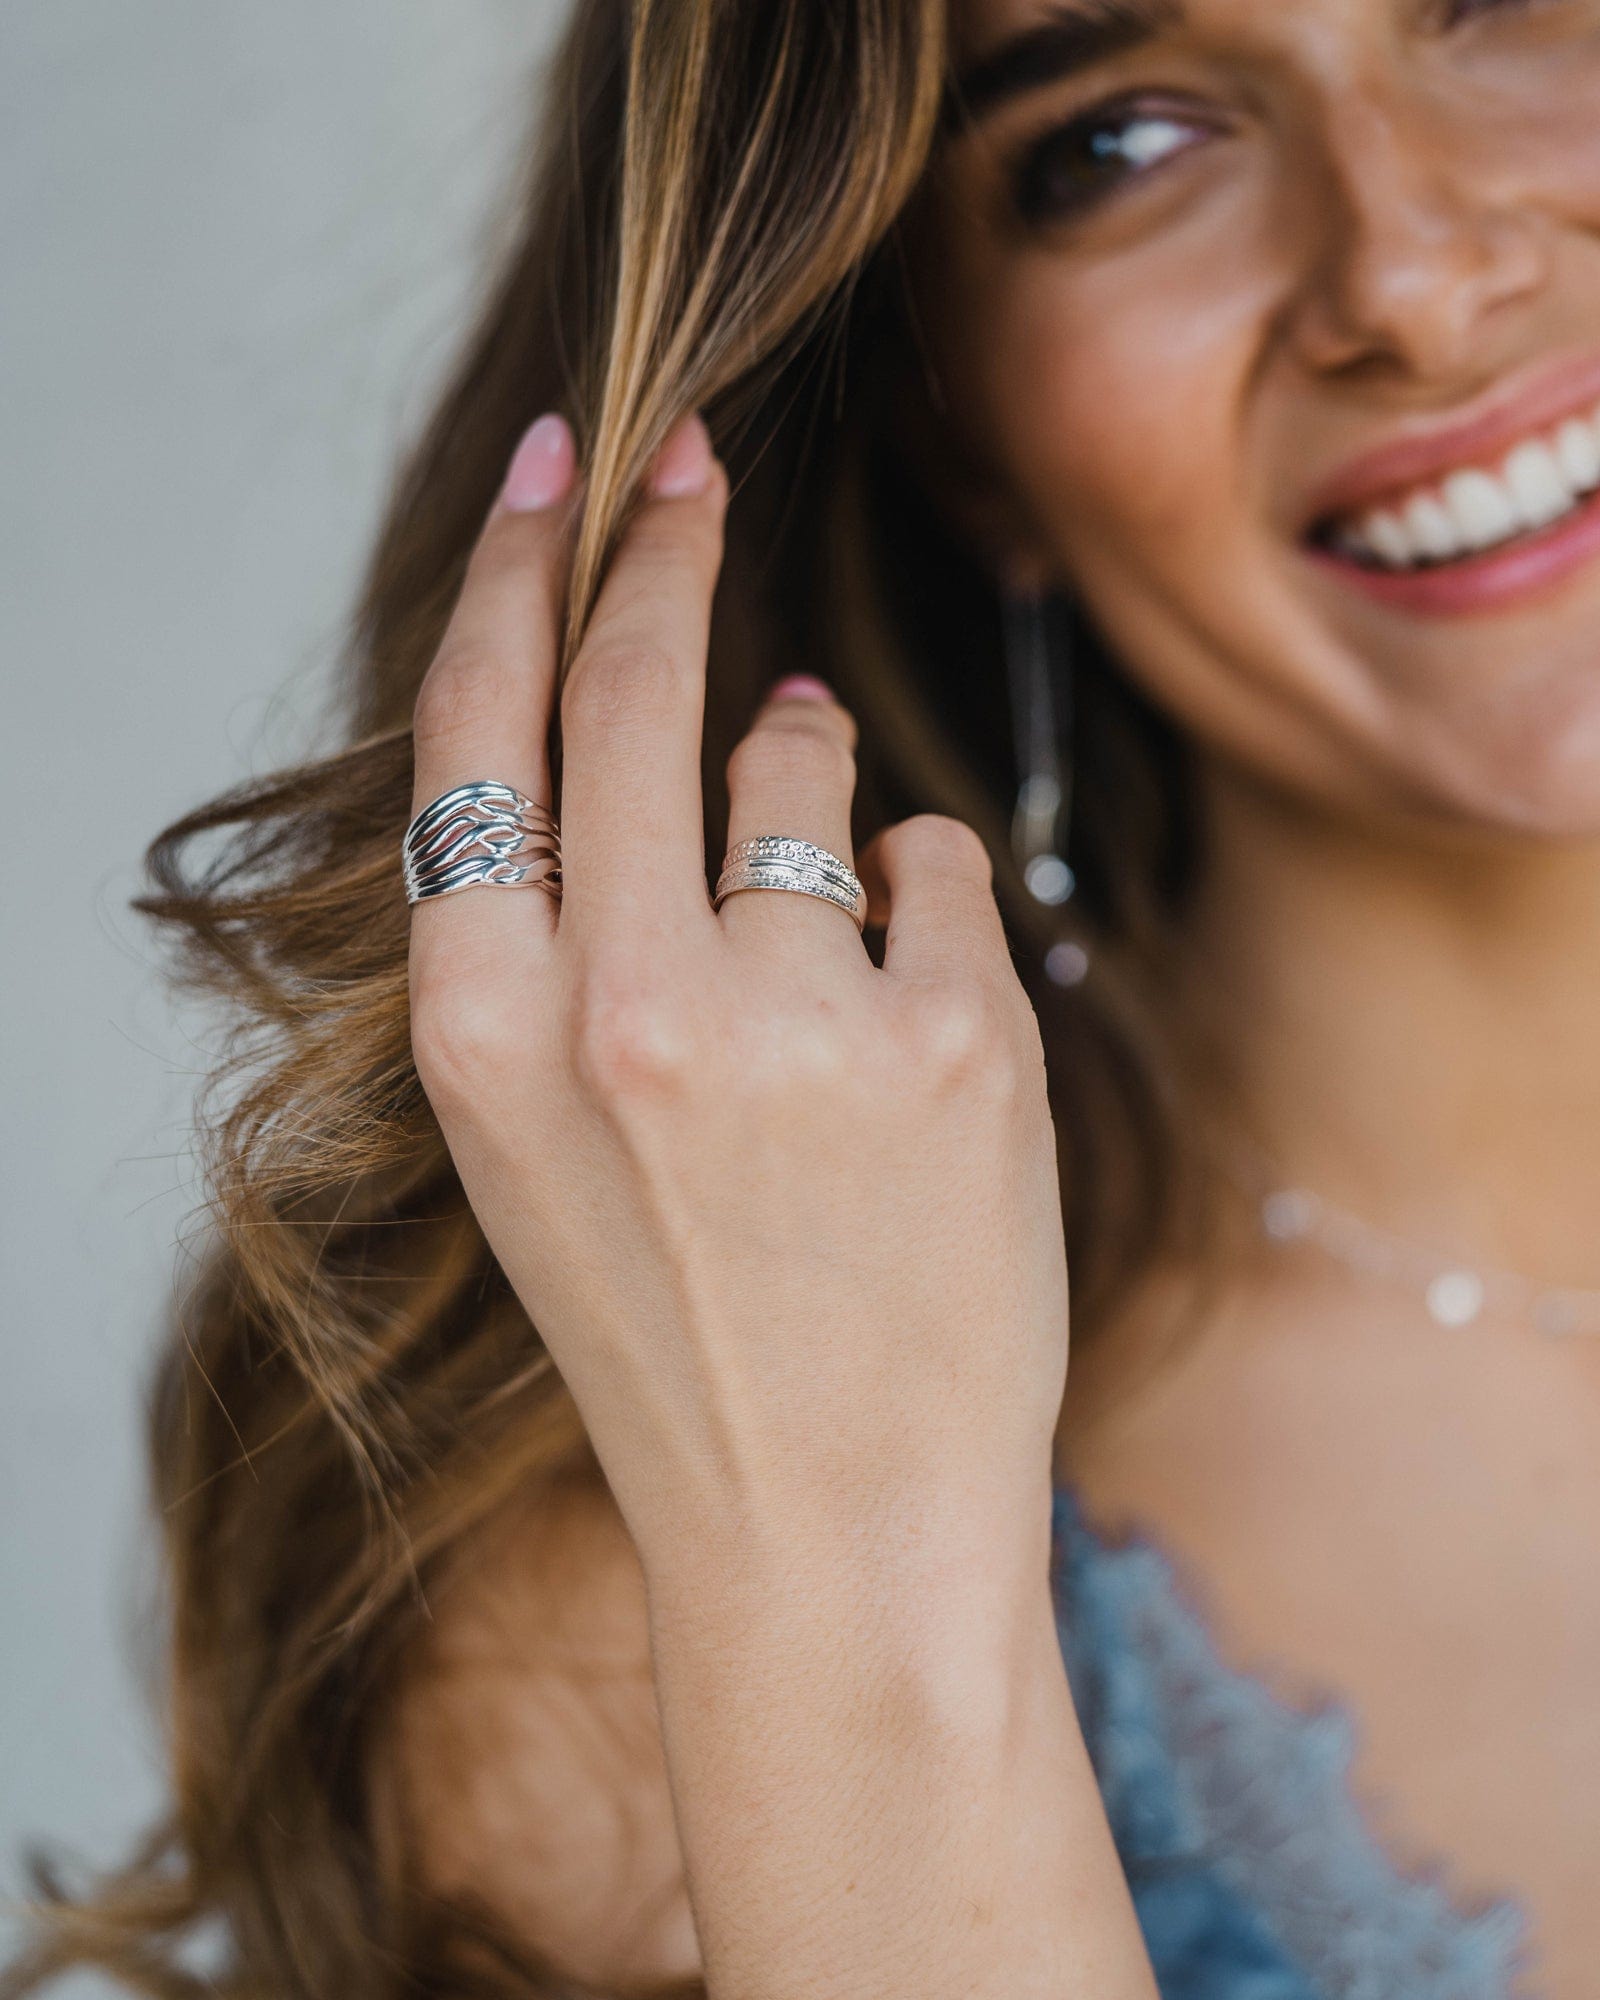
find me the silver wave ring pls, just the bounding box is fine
[403,780,562,905]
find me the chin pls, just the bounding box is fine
[1392,671,1600,838]
[1241,509,1600,835]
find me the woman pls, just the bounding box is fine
[8,0,1599,1992]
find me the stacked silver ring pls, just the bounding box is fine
[713,835,866,930]
[402,780,562,905]
[402,788,859,929]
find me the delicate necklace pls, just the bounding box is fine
[1207,1126,1600,1338]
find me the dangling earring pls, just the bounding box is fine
[1002,580,1076,905]
[1001,581,1090,987]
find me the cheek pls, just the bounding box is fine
[1455,29,1600,214]
[952,237,1277,587]
[930,223,1399,811]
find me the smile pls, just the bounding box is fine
[1320,400,1600,573]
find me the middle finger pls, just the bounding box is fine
[555,414,728,941]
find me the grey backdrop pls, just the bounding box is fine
[2,5,564,1986]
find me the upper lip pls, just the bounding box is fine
[1299,348,1600,539]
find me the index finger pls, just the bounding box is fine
[408,413,578,976]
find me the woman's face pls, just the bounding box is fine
[923,0,1600,834]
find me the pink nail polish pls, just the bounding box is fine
[767,673,834,703]
[500,414,574,512]
[648,414,715,498]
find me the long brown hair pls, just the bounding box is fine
[3,0,1211,1993]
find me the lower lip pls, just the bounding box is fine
[1305,479,1600,616]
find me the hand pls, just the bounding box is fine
[406,409,1071,1609]
[404,411,1157,2000]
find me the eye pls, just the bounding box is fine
[1011,100,1210,227]
[1442,0,1547,22]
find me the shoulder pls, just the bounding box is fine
[376,1472,703,1993]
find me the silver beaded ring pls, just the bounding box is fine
[712,835,866,930]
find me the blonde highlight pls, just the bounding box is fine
[3,1,1209,1994]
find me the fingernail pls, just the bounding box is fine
[767,674,834,704]
[500,414,575,512]
[648,413,714,498]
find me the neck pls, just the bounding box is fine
[1169,753,1600,1289]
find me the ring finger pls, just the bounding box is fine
[716,676,866,960]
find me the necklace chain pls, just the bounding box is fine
[1206,1126,1600,1338]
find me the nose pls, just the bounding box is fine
[1285,84,1548,381]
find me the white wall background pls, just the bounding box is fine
[2,6,564,1988]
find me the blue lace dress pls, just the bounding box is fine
[1050,1484,1535,1999]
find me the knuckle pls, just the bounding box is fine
[902,978,1016,1093]
[632,479,728,568]
[617,511,720,594]
[413,644,524,753]
[886,813,993,881]
[409,964,515,1112]
[575,504,725,655]
[560,639,695,737]
[469,511,540,585]
[726,717,856,798]
[570,964,693,1097]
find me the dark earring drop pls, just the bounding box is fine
[1001,582,1090,986]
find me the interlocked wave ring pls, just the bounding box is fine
[402,780,562,905]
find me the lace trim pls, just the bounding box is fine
[1052,1485,1536,1999]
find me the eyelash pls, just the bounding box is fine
[1443,0,1541,20]
[1008,0,1548,229]
[1010,99,1211,228]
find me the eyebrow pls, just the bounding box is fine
[943,0,1185,129]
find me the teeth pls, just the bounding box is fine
[1402,492,1461,564]
[1365,509,1414,567]
[1443,468,1520,551]
[1502,439,1575,530]
[1556,416,1600,493]
[1330,397,1600,571]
